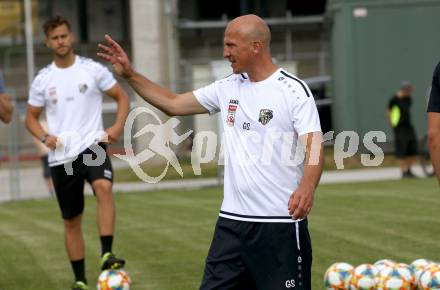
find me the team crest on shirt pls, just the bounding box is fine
[258,109,273,125]
[226,99,239,126]
[78,83,88,94]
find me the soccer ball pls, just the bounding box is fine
[377,263,412,290]
[97,269,131,290]
[324,262,354,290]
[409,259,435,289]
[374,259,396,273]
[418,264,440,290]
[349,264,379,290]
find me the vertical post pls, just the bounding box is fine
[24,0,35,87]
[7,89,20,200]
[165,0,178,92]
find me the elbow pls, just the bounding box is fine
[2,113,12,124]
[164,100,183,117]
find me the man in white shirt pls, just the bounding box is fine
[25,16,129,290]
[99,14,323,290]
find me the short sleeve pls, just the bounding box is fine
[428,62,440,113]
[0,72,5,94]
[291,89,322,136]
[28,78,45,107]
[96,63,117,92]
[193,82,221,114]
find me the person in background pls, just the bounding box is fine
[25,16,129,290]
[387,81,418,178]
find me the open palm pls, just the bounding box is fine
[98,34,133,78]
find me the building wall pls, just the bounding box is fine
[328,0,440,138]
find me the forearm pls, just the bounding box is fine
[113,92,130,130]
[428,130,440,183]
[126,71,178,115]
[428,112,440,183]
[0,94,13,123]
[299,145,324,191]
[25,115,47,140]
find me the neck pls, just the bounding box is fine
[246,58,278,82]
[54,52,75,68]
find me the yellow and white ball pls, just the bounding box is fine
[324,262,354,290]
[349,263,379,290]
[418,264,440,290]
[377,263,412,290]
[97,269,131,290]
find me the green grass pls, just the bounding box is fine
[0,178,438,289]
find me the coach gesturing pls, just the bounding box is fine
[99,14,323,290]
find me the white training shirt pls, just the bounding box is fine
[194,68,322,222]
[28,55,116,166]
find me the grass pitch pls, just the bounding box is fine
[0,177,438,289]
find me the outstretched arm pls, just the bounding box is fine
[428,112,440,183]
[98,35,207,116]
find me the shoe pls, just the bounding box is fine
[101,252,125,270]
[71,281,88,290]
[402,169,417,178]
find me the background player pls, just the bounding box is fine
[25,16,129,290]
[387,81,418,178]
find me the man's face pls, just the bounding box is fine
[223,26,253,74]
[402,85,415,96]
[45,24,74,57]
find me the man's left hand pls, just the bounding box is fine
[288,184,315,220]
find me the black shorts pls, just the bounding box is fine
[200,217,312,290]
[394,126,417,158]
[41,155,50,178]
[50,143,113,220]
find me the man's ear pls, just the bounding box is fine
[252,40,263,54]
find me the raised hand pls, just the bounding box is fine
[97,34,134,78]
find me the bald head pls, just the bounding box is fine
[226,14,271,49]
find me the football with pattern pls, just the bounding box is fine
[418,264,440,290]
[349,263,379,290]
[376,263,412,290]
[324,262,354,290]
[97,269,131,290]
